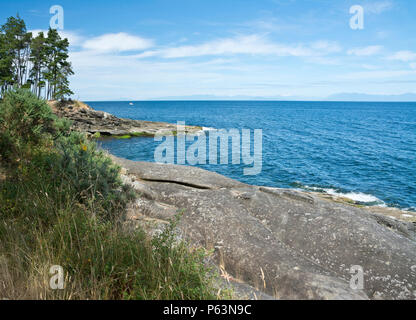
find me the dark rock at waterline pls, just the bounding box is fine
[112,155,416,300]
[48,100,201,137]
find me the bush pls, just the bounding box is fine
[0,89,56,165]
[53,132,134,221]
[0,89,221,300]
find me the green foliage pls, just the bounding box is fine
[53,132,133,220]
[43,28,74,100]
[130,132,154,137]
[0,32,14,93]
[0,90,220,300]
[30,31,47,97]
[0,89,55,165]
[0,15,32,88]
[115,134,132,139]
[0,16,73,99]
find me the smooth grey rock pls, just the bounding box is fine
[115,156,247,190]
[113,157,416,300]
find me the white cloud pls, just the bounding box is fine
[67,33,347,100]
[338,69,416,81]
[136,35,341,59]
[361,64,381,70]
[82,32,154,52]
[68,43,416,100]
[310,41,342,54]
[59,31,84,46]
[241,17,300,33]
[365,1,394,14]
[387,50,416,62]
[56,28,415,100]
[347,46,383,56]
[133,50,159,59]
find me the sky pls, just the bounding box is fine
[1,0,416,100]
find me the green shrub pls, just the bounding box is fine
[53,132,134,220]
[0,89,56,165]
[0,89,221,300]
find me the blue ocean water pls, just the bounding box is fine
[88,101,416,210]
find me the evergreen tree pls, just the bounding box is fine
[55,38,74,99]
[0,15,32,88]
[44,28,74,100]
[0,32,14,95]
[0,16,74,100]
[29,32,46,98]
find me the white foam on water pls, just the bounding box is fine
[194,127,216,136]
[299,184,385,206]
[326,190,382,204]
[202,127,216,131]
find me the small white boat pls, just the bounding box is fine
[129,102,134,106]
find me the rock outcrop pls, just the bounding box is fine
[111,156,416,300]
[48,100,202,137]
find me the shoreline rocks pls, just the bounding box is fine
[112,155,416,300]
[48,100,202,138]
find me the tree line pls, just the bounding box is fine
[0,15,73,100]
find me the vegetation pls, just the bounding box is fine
[115,134,134,139]
[0,90,222,299]
[0,15,73,100]
[130,132,154,137]
[100,132,156,140]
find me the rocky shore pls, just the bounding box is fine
[48,100,202,138]
[51,100,416,300]
[113,156,416,300]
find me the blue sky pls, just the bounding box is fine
[1,0,416,100]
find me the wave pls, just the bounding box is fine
[202,127,216,131]
[293,183,386,207]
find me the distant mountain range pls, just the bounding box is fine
[151,93,416,102]
[326,93,416,102]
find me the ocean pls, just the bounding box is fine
[87,100,416,211]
